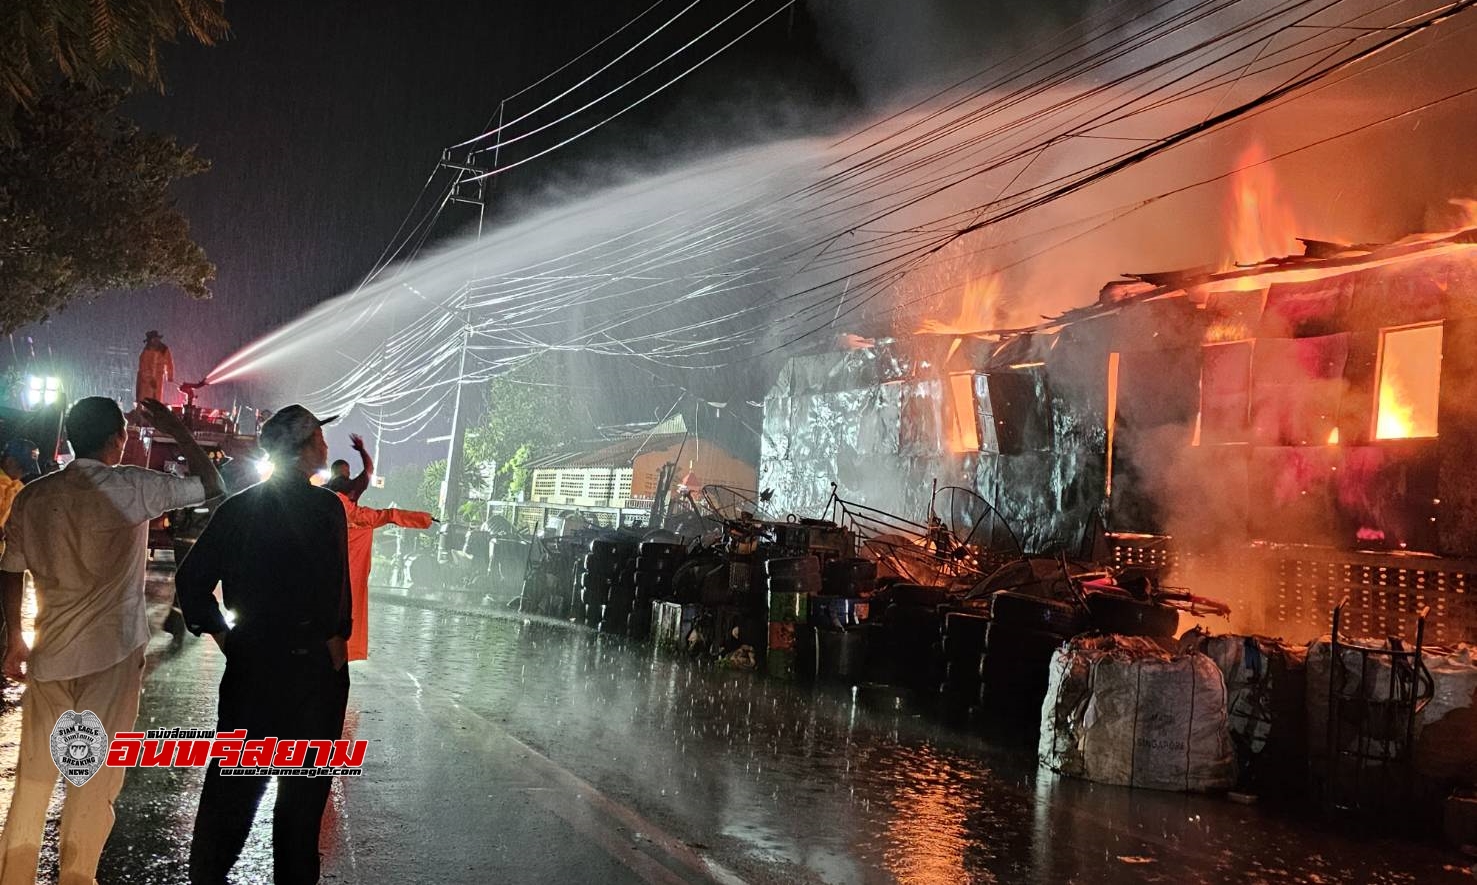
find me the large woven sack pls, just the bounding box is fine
[1415,645,1477,780]
[1038,635,1170,780]
[1185,632,1307,790]
[1077,651,1235,792]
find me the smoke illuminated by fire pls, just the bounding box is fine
[1445,197,1477,232]
[1225,142,1301,268]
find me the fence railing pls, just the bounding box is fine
[484,500,654,536]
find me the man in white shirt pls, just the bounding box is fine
[0,397,222,885]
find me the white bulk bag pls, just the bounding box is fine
[1039,635,1232,792]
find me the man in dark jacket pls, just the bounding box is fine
[177,404,351,885]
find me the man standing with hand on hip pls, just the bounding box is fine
[177,404,352,885]
[0,398,221,885]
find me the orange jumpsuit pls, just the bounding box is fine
[336,493,433,661]
[136,342,175,404]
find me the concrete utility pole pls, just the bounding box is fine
[440,310,473,523]
[435,111,495,530]
[430,101,506,553]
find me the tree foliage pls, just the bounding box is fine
[0,0,228,136]
[359,462,426,511]
[0,85,214,332]
[463,356,583,500]
[417,457,489,516]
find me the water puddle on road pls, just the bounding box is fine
[368,599,1467,884]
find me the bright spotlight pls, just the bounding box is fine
[23,375,59,409]
[255,460,274,481]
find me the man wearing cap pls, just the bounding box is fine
[0,439,38,555]
[135,330,175,408]
[0,398,221,885]
[176,404,352,885]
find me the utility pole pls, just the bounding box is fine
[435,111,496,533]
[440,309,473,523]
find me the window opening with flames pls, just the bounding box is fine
[1374,323,1442,440]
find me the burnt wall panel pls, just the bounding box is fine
[1248,447,1340,544]
[1200,342,1252,444]
[1440,258,1477,321]
[1248,334,1347,447]
[984,371,1050,454]
[1337,331,1379,447]
[1346,266,1444,330]
[1438,316,1477,556]
[1109,298,1205,351]
[1338,442,1438,552]
[1260,277,1352,338]
[1108,345,1200,533]
[1047,322,1111,453]
[990,449,1098,556]
[761,354,960,523]
[1204,289,1267,342]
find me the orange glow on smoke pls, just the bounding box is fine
[1225,142,1300,268]
[1447,197,1477,231]
[1375,324,1442,440]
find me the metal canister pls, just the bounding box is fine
[768,621,797,652]
[816,627,868,682]
[653,601,682,652]
[766,590,807,623]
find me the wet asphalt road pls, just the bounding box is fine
[0,575,1472,884]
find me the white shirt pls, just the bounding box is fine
[0,459,205,681]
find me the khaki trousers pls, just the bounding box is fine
[0,646,145,885]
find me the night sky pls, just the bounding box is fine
[20,0,856,407]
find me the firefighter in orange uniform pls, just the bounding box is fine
[333,492,434,661]
[135,330,175,407]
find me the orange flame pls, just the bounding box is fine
[918,276,1001,338]
[946,373,980,453]
[1225,142,1300,268]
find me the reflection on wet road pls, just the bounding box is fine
[0,584,1469,883]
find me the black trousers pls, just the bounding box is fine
[188,641,350,885]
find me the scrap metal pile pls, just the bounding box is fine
[515,483,1477,822]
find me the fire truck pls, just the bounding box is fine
[125,382,265,558]
[0,402,65,474]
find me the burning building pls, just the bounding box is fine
[760,224,1477,646]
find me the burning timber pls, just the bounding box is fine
[760,225,1477,646]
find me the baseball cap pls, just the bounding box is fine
[258,405,336,456]
[2,438,40,476]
